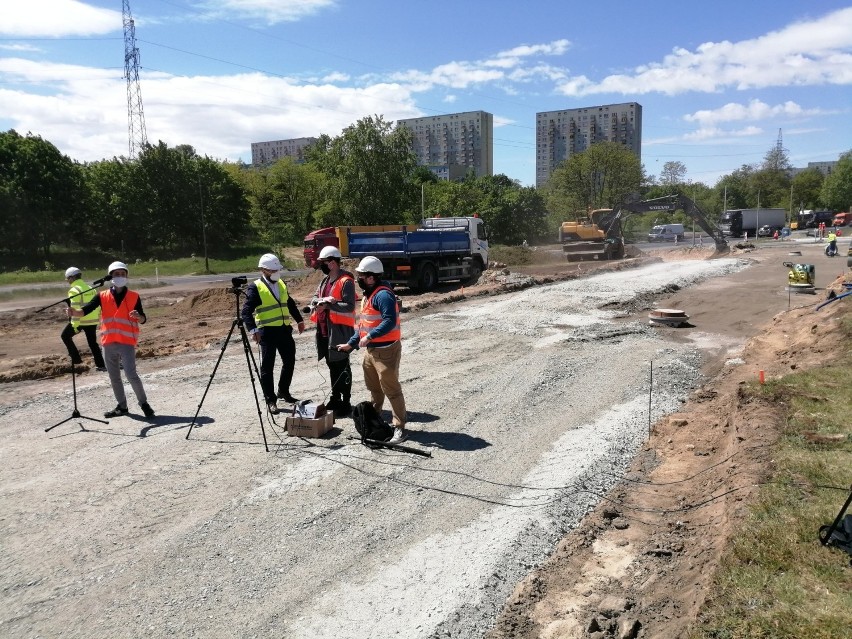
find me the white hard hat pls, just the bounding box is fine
[107,261,128,275]
[64,266,82,278]
[355,256,383,274]
[319,246,342,260]
[258,253,283,270]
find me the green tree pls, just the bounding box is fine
[423,174,547,244]
[240,158,325,248]
[791,168,825,211]
[543,141,644,222]
[820,151,852,212]
[0,129,86,263]
[715,165,754,210]
[751,142,792,208]
[659,161,687,188]
[307,115,417,225]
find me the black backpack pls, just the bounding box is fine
[352,401,394,447]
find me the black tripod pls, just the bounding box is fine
[40,292,109,432]
[45,355,109,432]
[186,278,270,451]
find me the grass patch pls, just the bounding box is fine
[0,253,299,286]
[488,244,534,266]
[693,316,852,638]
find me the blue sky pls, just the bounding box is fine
[1,0,850,187]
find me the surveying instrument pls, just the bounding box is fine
[185,276,270,451]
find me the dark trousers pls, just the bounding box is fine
[61,323,105,368]
[259,325,296,402]
[316,335,352,405]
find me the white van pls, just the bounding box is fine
[647,224,685,242]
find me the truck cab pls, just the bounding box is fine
[833,212,851,227]
[303,227,339,268]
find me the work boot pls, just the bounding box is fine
[325,398,340,412]
[104,405,129,418]
[276,391,298,404]
[334,402,352,418]
[140,402,155,418]
[267,401,280,415]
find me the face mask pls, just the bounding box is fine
[268,271,280,282]
[111,276,128,288]
[320,263,331,275]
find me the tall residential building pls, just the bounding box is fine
[251,137,317,165]
[397,111,493,180]
[535,102,642,188]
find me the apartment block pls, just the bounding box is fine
[397,111,494,180]
[251,137,318,165]
[536,102,642,188]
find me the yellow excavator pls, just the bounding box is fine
[558,209,622,261]
[558,194,729,261]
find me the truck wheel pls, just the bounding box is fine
[418,262,438,292]
[465,260,482,283]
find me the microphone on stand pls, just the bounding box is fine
[92,274,113,287]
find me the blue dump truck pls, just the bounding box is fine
[346,216,489,291]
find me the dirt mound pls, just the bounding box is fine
[172,286,238,319]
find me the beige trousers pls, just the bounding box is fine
[362,341,406,428]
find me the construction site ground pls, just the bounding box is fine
[0,241,849,638]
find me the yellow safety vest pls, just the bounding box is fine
[68,280,100,330]
[253,279,291,328]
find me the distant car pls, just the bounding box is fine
[757,225,773,237]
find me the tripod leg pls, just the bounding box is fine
[186,319,238,439]
[239,324,270,452]
[46,358,109,432]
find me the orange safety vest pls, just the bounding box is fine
[358,285,401,344]
[99,290,140,347]
[310,274,356,328]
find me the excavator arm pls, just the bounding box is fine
[615,194,729,255]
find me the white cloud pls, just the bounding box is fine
[683,125,764,141]
[0,44,43,53]
[555,7,852,96]
[684,99,833,126]
[320,71,350,83]
[389,40,570,91]
[194,0,338,24]
[0,57,421,162]
[0,0,121,37]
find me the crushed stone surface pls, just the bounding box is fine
[1,257,754,638]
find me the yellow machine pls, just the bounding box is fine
[783,262,815,293]
[558,209,620,261]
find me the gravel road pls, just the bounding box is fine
[0,257,746,638]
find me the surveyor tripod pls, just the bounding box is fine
[185,280,270,451]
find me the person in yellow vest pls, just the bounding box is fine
[338,256,407,444]
[241,253,305,414]
[60,266,106,370]
[66,261,155,419]
[309,246,356,417]
[827,230,837,255]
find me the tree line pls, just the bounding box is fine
[0,117,547,269]
[2,118,850,270]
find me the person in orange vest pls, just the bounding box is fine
[66,261,154,419]
[338,256,406,444]
[309,246,356,417]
